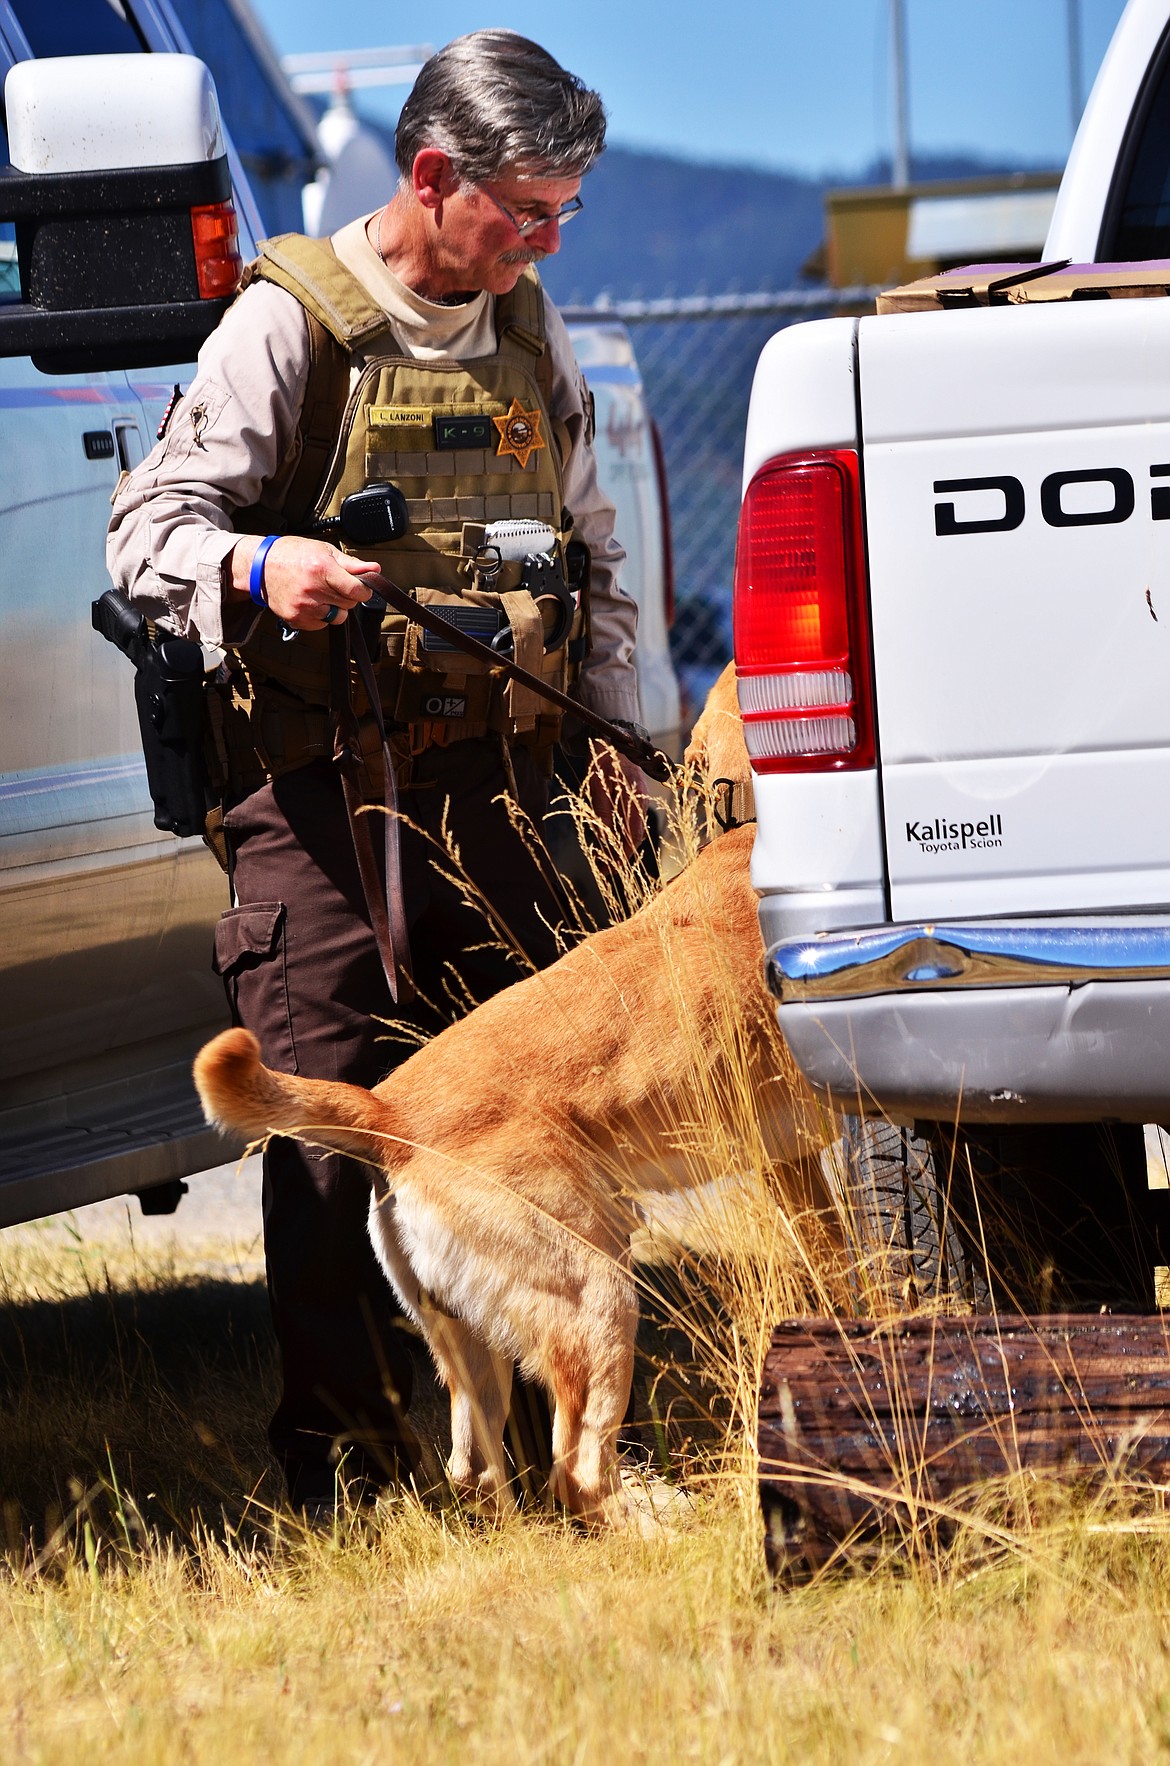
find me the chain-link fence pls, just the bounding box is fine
[573,289,874,726]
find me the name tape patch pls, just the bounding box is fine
[369,406,432,428]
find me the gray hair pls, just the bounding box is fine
[395,31,607,185]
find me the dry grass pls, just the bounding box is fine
[5,775,1170,1760]
[4,1272,1170,1766]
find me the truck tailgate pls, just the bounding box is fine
[860,299,1170,920]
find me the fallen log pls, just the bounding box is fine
[759,1313,1170,1572]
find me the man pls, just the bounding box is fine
[107,30,644,1511]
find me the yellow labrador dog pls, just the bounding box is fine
[195,664,825,1527]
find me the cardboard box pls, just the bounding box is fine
[877,259,1170,314]
[1009,261,1170,302]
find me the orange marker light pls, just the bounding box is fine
[190,201,242,300]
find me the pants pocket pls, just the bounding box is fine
[212,901,298,1074]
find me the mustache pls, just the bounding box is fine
[500,247,548,265]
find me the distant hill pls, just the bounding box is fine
[537,146,1058,305]
[538,148,826,303]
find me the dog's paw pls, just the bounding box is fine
[447,1468,519,1525]
[616,1457,696,1536]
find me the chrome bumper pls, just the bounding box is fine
[768,918,1170,1005]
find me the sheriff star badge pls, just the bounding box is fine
[493,398,546,470]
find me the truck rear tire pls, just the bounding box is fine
[843,1119,1167,1313]
[924,1121,1165,1313]
[840,1118,990,1308]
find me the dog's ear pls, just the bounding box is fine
[194,1029,401,1166]
[684,661,750,785]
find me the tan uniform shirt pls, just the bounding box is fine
[106,215,641,725]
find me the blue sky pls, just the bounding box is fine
[250,0,1130,178]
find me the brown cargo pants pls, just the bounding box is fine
[213,741,568,1508]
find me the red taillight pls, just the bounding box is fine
[191,201,242,300]
[733,449,874,773]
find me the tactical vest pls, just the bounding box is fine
[212,234,589,794]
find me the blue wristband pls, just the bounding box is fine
[249,533,280,608]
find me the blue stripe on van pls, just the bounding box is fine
[580,364,641,386]
[0,757,149,836]
[0,388,127,409]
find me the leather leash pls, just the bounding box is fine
[328,580,679,1010]
[329,619,414,1006]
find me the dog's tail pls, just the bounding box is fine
[194,1029,400,1166]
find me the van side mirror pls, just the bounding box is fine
[0,54,243,375]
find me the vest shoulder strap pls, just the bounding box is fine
[243,234,395,349]
[239,236,384,528]
[495,267,553,411]
[280,308,352,528]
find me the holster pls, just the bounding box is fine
[91,588,213,839]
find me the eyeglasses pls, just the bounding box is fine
[478,185,584,238]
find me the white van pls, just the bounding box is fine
[564,312,679,756]
[0,5,262,1226]
[0,4,678,1228]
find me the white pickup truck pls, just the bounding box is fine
[736,0,1170,1308]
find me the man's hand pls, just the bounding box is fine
[586,740,649,860]
[229,534,383,630]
